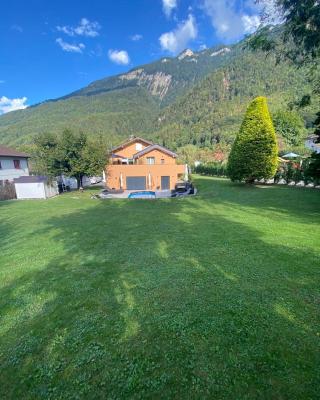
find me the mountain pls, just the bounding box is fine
[59,46,240,106]
[154,51,313,149]
[0,30,314,148]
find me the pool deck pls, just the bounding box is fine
[100,190,173,199]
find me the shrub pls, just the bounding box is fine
[227,97,278,183]
[284,163,296,183]
[305,153,320,185]
[194,162,227,177]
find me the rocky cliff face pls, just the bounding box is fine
[119,69,172,99]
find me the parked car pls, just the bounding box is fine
[90,176,102,184]
[171,181,195,197]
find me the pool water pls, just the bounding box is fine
[128,191,156,199]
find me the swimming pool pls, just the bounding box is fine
[128,191,156,199]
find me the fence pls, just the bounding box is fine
[0,181,16,201]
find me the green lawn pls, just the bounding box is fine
[1,176,319,399]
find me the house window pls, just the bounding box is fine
[0,161,2,169]
[136,143,143,151]
[147,157,155,165]
[13,160,21,169]
[161,158,165,164]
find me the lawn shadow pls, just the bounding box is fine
[0,185,319,399]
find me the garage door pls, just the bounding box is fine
[126,176,146,190]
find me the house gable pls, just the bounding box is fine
[111,137,153,158]
[133,144,177,160]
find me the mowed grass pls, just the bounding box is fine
[0,176,319,399]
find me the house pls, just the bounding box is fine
[14,176,58,199]
[107,137,186,190]
[0,145,29,184]
[305,134,320,154]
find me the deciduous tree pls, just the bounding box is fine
[33,130,108,188]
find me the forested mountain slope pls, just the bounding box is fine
[0,29,314,147]
[153,52,314,149]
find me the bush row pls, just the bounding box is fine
[275,161,319,185]
[194,163,228,177]
[194,160,320,185]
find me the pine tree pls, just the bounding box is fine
[227,97,278,183]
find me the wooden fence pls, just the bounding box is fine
[0,181,16,201]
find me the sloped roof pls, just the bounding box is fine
[0,145,29,158]
[133,144,177,159]
[111,137,153,152]
[14,176,47,183]
[111,153,126,159]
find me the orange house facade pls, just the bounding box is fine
[106,137,186,191]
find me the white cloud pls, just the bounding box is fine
[199,44,207,50]
[162,0,177,17]
[108,49,130,65]
[130,34,143,41]
[242,14,261,33]
[0,96,28,114]
[56,38,85,53]
[202,0,261,41]
[57,18,101,37]
[159,14,197,54]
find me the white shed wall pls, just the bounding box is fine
[15,182,46,199]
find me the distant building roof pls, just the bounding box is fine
[133,144,177,159]
[14,176,47,183]
[111,136,153,152]
[0,145,29,158]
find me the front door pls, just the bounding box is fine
[161,176,170,190]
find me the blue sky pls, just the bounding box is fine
[0,0,262,114]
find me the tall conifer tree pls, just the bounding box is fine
[228,97,278,183]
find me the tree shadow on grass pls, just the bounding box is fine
[0,189,319,399]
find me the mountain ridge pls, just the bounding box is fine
[0,29,314,148]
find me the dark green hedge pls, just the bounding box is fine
[194,163,228,177]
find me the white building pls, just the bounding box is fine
[305,135,320,154]
[0,145,29,183]
[14,176,58,199]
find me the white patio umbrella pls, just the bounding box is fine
[120,173,123,189]
[282,152,300,159]
[184,164,189,181]
[148,173,151,189]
